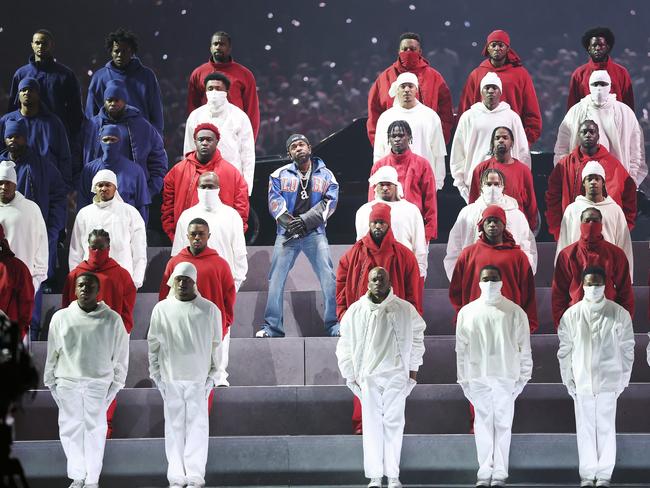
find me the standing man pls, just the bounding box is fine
[456,265,532,487]
[257,134,339,338]
[557,266,634,488]
[187,31,260,139]
[44,272,129,488]
[162,123,249,240]
[86,28,164,134]
[457,29,542,145]
[372,72,446,189]
[367,32,454,144]
[183,72,255,194]
[149,262,221,488]
[567,27,634,110]
[336,267,425,488]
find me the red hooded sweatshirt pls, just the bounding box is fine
[159,246,236,336]
[62,249,136,333]
[369,148,437,241]
[161,149,249,240]
[551,221,633,328]
[367,54,454,145]
[545,144,637,239]
[567,57,634,111]
[0,235,34,336]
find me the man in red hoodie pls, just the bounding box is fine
[457,30,541,145]
[159,217,236,387]
[367,32,454,145]
[450,205,537,332]
[186,31,260,139]
[567,27,634,111]
[161,122,249,241]
[0,223,34,338]
[62,228,136,438]
[336,203,421,434]
[545,120,636,238]
[552,207,633,328]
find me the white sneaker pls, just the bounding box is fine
[168,484,183,488]
[387,478,402,488]
[368,478,382,487]
[595,480,610,487]
[69,481,84,488]
[83,484,99,488]
[580,479,595,487]
[255,329,270,338]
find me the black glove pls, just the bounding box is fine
[287,216,307,236]
[277,212,294,230]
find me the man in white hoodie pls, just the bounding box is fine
[451,72,531,202]
[555,161,633,277]
[148,262,222,488]
[183,72,255,194]
[44,272,129,488]
[171,171,247,291]
[554,70,647,189]
[456,264,532,487]
[69,169,147,288]
[444,168,536,280]
[336,267,425,488]
[373,72,447,190]
[557,265,634,488]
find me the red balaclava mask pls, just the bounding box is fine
[579,221,604,245]
[399,50,421,70]
[88,247,111,269]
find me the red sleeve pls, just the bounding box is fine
[186,70,203,115]
[448,251,466,315]
[519,256,538,333]
[544,164,564,240]
[620,71,635,110]
[221,264,237,332]
[241,71,260,140]
[551,252,572,329]
[436,80,455,145]
[468,164,484,203]
[566,71,581,110]
[158,261,173,301]
[17,264,35,334]
[520,74,542,145]
[621,175,637,230]
[335,252,350,321]
[121,273,136,334]
[421,164,438,241]
[405,253,423,315]
[522,167,539,230]
[457,71,478,121]
[61,273,75,309]
[161,170,177,241]
[233,172,250,233]
[614,253,634,319]
[366,78,383,145]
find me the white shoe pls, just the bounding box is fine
[83,484,99,488]
[255,329,270,338]
[387,478,402,488]
[368,478,382,488]
[168,485,183,488]
[595,480,610,488]
[580,479,595,487]
[69,481,84,488]
[490,480,506,487]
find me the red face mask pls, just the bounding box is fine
[399,50,421,70]
[580,221,603,243]
[88,247,110,268]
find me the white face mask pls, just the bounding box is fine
[583,284,605,302]
[206,90,227,110]
[198,188,220,210]
[481,184,503,204]
[479,280,503,303]
[589,84,610,106]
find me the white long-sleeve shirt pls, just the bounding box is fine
[450,101,531,201]
[456,295,532,383]
[336,290,425,381]
[0,191,48,290]
[171,199,248,291]
[69,198,147,288]
[557,297,634,395]
[554,94,647,187]
[355,199,428,277]
[148,294,221,383]
[373,101,447,190]
[555,195,633,279]
[443,194,537,280]
[183,102,255,195]
[44,301,129,388]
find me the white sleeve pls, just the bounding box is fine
[408,307,426,371]
[556,313,575,388]
[208,306,223,381]
[183,113,195,156]
[627,113,648,186]
[147,306,162,384]
[512,114,531,167]
[411,210,428,277]
[68,214,85,272]
[455,313,469,384]
[614,207,634,282]
[43,315,60,388]
[510,211,538,275]
[111,316,129,389]
[238,115,256,195]
[618,309,635,389]
[129,209,148,289]
[429,114,447,190]
[355,206,369,241]
[646,332,650,367]
[555,210,574,263]
[33,212,49,288]
[517,311,533,382]
[553,114,573,166]
[450,116,469,201]
[231,221,248,291]
[335,312,355,381]
[443,215,466,281]
[373,116,389,163]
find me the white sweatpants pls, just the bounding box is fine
[215,328,231,386]
[162,381,210,486]
[360,371,409,479]
[53,378,110,484]
[468,378,517,482]
[574,392,617,481]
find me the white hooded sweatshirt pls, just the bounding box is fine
[450,101,531,201]
[373,101,447,190]
[557,296,634,396]
[443,193,537,280]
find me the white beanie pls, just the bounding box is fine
[388,72,419,98]
[368,166,404,198]
[589,70,611,86]
[0,160,17,184]
[581,160,606,180]
[166,262,198,287]
[480,72,503,91]
[91,169,118,192]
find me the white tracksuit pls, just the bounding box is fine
[43,301,129,484]
[557,296,634,481]
[336,290,425,479]
[148,293,222,486]
[456,294,532,482]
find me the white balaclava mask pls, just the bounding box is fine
[481,183,504,204]
[206,90,228,113]
[479,280,503,304]
[583,283,606,302]
[198,187,220,210]
[589,70,611,107]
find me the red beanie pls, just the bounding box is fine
[481,29,521,64]
[194,122,220,140]
[369,202,392,226]
[478,205,507,229]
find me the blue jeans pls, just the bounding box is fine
[261,232,339,337]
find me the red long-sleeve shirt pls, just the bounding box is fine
[0,251,34,336]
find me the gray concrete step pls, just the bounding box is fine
[27,335,650,389]
[13,384,650,440]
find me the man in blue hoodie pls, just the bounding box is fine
[85,28,164,135]
[82,80,167,198]
[0,77,73,189]
[79,124,150,223]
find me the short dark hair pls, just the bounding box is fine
[581,27,615,51]
[489,126,514,155]
[33,29,54,41]
[204,72,231,91]
[211,31,232,44]
[188,217,209,229]
[76,272,100,289]
[88,228,111,244]
[479,264,502,279]
[399,32,421,44]
[105,28,138,53]
[480,167,506,186]
[581,265,606,282]
[580,207,602,220]
[387,120,412,138]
